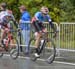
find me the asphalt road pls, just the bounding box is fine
[0,55,75,69]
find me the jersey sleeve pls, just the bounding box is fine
[34,12,40,20]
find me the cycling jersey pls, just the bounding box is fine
[0,10,15,28]
[31,12,52,32]
[0,11,8,23]
[0,10,15,23]
[34,12,52,22]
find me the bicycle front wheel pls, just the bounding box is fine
[40,38,56,64]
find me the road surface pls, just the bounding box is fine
[0,55,75,69]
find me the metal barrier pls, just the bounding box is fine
[29,22,75,57]
[59,23,75,51]
[18,22,59,53]
[57,22,75,59]
[18,22,59,46]
[0,22,75,58]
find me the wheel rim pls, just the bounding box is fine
[10,49,18,59]
[40,39,56,63]
[28,38,37,61]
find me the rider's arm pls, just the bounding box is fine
[34,12,42,22]
[13,20,18,28]
[49,19,56,32]
[47,15,56,32]
[10,15,18,28]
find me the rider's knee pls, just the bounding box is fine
[35,33,42,40]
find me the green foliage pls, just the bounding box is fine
[60,0,75,22]
[0,0,75,22]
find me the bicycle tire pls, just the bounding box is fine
[28,38,37,61]
[40,38,56,64]
[9,37,19,59]
[0,52,3,57]
[0,31,3,57]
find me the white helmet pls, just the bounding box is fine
[4,12,12,17]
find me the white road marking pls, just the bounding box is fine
[3,54,75,66]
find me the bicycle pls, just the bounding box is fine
[0,21,19,59]
[28,31,56,64]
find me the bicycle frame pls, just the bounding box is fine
[37,32,48,55]
[36,31,55,55]
[3,32,12,50]
[38,39,46,55]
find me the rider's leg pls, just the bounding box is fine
[0,29,5,45]
[32,22,42,57]
[35,28,48,56]
[34,32,42,57]
[43,28,48,39]
[10,39,15,48]
[0,31,4,50]
[8,33,16,48]
[0,29,4,49]
[0,29,6,50]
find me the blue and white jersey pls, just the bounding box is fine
[34,12,52,22]
[0,10,15,24]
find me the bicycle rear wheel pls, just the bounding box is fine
[0,30,3,57]
[9,37,19,59]
[0,50,3,57]
[28,38,37,61]
[40,38,56,64]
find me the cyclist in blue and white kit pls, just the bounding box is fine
[31,6,57,57]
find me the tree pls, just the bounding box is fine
[0,0,75,22]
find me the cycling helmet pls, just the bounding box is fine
[4,12,11,17]
[3,12,12,24]
[40,6,49,15]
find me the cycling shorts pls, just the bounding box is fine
[1,23,9,29]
